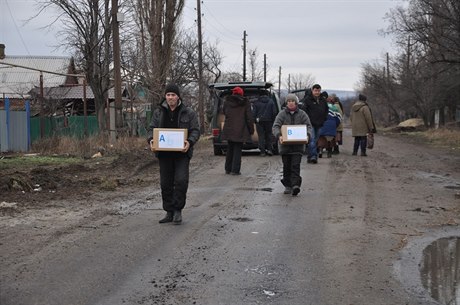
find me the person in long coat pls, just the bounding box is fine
[350,94,376,156]
[221,86,255,175]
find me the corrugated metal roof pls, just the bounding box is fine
[0,56,73,98]
[28,85,126,101]
[40,85,119,100]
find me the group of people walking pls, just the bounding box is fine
[148,83,376,224]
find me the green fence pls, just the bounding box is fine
[30,116,99,143]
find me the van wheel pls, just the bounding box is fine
[214,146,223,156]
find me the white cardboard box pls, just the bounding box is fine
[151,128,188,151]
[281,125,308,144]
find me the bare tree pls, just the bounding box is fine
[384,0,460,66]
[220,72,243,83]
[247,48,266,82]
[359,59,401,125]
[133,0,184,106]
[359,0,460,127]
[285,73,316,92]
[167,31,223,131]
[37,0,115,131]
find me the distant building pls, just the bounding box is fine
[0,56,78,109]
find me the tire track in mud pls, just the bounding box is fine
[317,150,417,304]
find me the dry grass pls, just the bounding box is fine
[30,135,212,158]
[31,134,147,158]
[416,128,460,148]
[398,128,460,152]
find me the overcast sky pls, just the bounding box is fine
[1,0,405,91]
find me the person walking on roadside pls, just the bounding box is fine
[332,94,344,154]
[299,84,328,164]
[273,93,312,196]
[147,83,201,225]
[222,86,255,175]
[252,91,277,156]
[318,96,342,158]
[350,93,376,156]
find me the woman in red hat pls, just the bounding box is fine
[221,86,255,175]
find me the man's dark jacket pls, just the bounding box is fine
[148,100,200,158]
[252,95,276,122]
[299,92,328,128]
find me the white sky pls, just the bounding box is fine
[0,0,405,91]
[182,0,405,90]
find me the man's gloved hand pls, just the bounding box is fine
[147,137,153,144]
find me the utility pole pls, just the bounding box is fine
[197,0,205,133]
[243,31,247,81]
[263,53,267,82]
[406,36,411,73]
[0,44,5,59]
[39,72,45,139]
[386,52,390,81]
[112,0,123,136]
[83,78,88,136]
[278,66,281,97]
[288,74,291,92]
[386,52,391,123]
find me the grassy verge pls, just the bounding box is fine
[388,128,460,152]
[0,135,147,170]
[0,155,83,170]
[0,135,212,170]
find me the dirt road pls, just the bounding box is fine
[1,129,459,305]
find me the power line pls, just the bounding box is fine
[4,0,31,55]
[201,2,240,40]
[201,16,241,47]
[204,0,403,2]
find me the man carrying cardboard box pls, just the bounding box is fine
[272,94,312,196]
[147,84,200,224]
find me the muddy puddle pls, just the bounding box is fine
[420,237,460,305]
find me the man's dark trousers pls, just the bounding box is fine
[159,156,190,212]
[256,120,274,152]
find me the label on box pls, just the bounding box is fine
[158,130,185,149]
[152,128,188,151]
[281,125,308,144]
[286,126,307,140]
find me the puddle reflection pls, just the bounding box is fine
[421,237,460,305]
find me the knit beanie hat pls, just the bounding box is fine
[231,86,244,96]
[285,93,299,104]
[358,94,367,101]
[165,83,181,97]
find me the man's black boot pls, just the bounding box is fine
[173,210,182,224]
[159,211,173,223]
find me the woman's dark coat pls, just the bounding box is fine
[221,95,255,142]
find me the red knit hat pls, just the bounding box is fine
[231,86,244,96]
